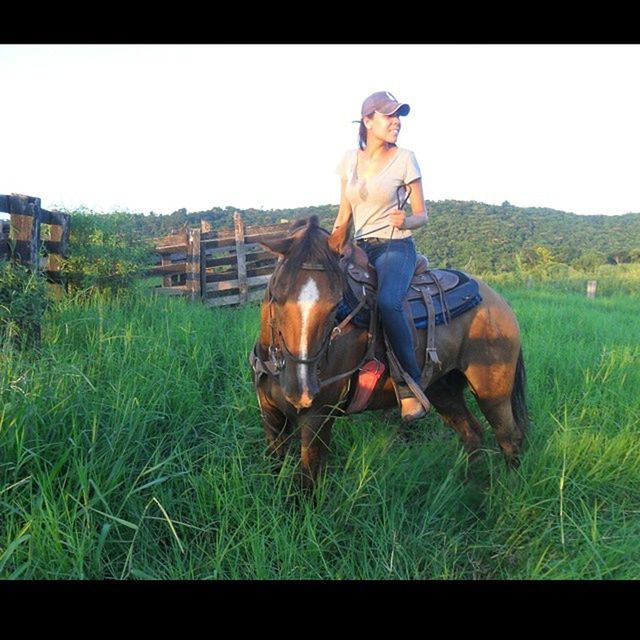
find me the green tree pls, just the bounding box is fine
[60,211,154,294]
[572,249,606,272]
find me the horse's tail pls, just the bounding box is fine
[511,348,530,436]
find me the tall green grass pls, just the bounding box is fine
[483,261,640,297]
[1,280,639,579]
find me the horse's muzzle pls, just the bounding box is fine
[285,390,315,411]
[282,366,319,410]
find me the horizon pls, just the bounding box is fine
[30,196,635,220]
[4,195,639,220]
[1,44,639,219]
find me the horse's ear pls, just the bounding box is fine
[258,235,295,257]
[328,223,351,255]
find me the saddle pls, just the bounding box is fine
[343,245,460,302]
[338,243,482,413]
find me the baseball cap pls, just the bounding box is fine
[361,91,410,118]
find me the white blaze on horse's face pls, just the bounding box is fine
[297,276,321,400]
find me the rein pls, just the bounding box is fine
[382,183,412,271]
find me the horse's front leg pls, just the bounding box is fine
[257,386,292,464]
[299,409,336,492]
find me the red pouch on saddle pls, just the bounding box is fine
[345,359,386,415]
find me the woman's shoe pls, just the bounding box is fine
[400,396,429,422]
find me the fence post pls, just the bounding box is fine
[234,212,248,305]
[0,220,9,259]
[47,211,69,285]
[9,194,41,271]
[587,280,597,299]
[199,219,212,296]
[7,195,42,347]
[187,227,202,302]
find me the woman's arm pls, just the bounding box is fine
[332,178,353,233]
[389,178,428,230]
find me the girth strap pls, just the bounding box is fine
[419,286,442,387]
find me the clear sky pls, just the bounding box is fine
[1,44,639,218]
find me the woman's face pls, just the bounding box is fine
[364,111,401,145]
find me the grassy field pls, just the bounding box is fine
[1,275,639,580]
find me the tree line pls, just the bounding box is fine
[412,200,640,273]
[58,199,640,286]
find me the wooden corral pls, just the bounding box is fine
[148,212,288,306]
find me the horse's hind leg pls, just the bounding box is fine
[464,364,524,469]
[475,396,523,468]
[427,370,484,461]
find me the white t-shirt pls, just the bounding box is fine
[336,147,422,241]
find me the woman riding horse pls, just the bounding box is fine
[333,90,430,422]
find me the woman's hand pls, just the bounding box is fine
[392,178,429,231]
[389,208,429,231]
[389,209,406,229]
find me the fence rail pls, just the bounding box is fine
[0,193,70,282]
[148,212,289,307]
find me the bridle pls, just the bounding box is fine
[251,257,375,390]
[267,262,338,373]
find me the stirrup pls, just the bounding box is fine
[345,359,386,415]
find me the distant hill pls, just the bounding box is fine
[71,200,640,273]
[413,200,640,272]
[185,200,640,272]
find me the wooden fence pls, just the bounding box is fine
[148,212,289,306]
[0,193,70,282]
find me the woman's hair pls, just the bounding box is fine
[358,112,398,150]
[358,117,370,150]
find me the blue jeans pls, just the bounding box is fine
[359,237,421,384]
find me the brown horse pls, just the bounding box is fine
[250,216,528,490]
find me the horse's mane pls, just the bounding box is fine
[276,216,344,297]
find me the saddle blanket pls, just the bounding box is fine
[337,268,482,330]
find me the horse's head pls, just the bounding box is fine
[259,217,350,410]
